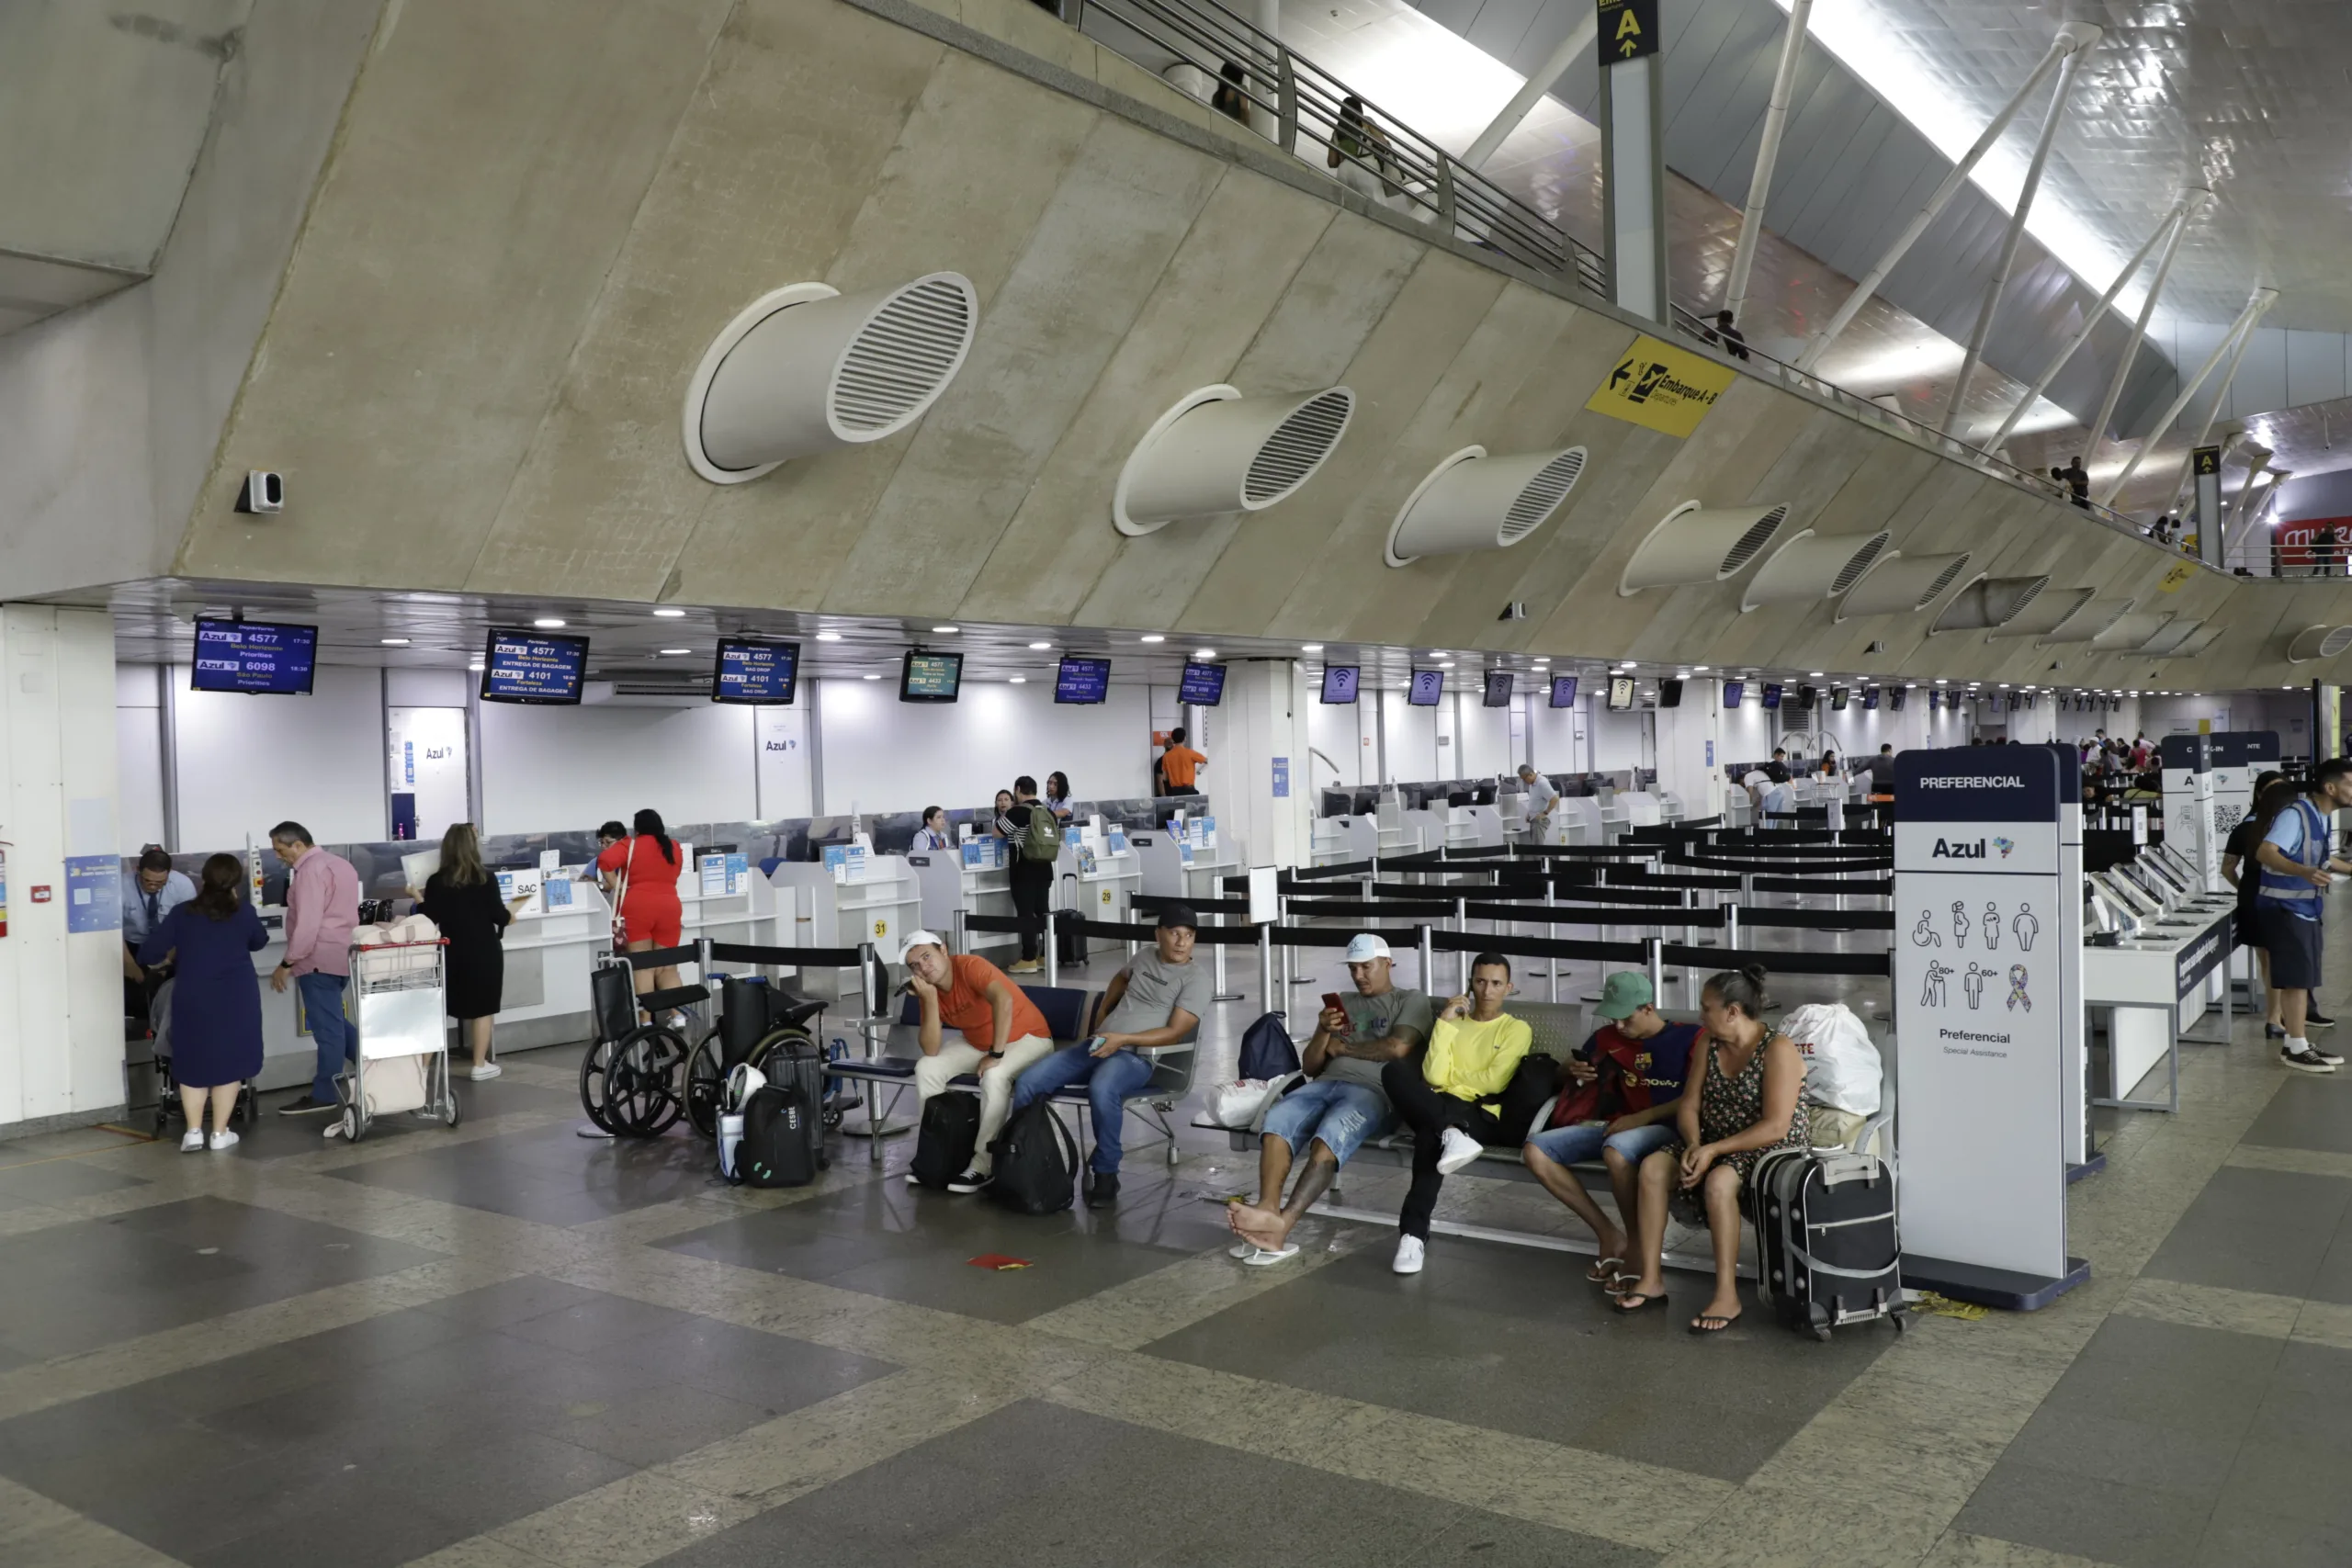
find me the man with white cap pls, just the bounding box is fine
[1227,933,1432,1263]
[900,931,1055,1192]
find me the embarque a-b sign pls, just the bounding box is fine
[1587,334,1736,437]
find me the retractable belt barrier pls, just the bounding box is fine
[1748,874,1894,897]
[614,944,699,970]
[705,941,868,968]
[1463,900,1727,928]
[1427,928,1648,964]
[959,913,1048,934]
[1668,852,1892,876]
[1732,907,1895,931]
[1280,898,1456,919]
[1128,893,1255,917]
[1659,942,1892,977]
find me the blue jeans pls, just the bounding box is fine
[1011,1043,1157,1174]
[1261,1078,1389,1166]
[300,973,353,1103]
[1525,1119,1678,1169]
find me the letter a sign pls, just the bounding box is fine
[1597,0,1658,62]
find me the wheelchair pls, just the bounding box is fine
[576,960,835,1138]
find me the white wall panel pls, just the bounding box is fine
[480,700,754,836]
[116,665,165,852]
[817,678,1151,818]
[1457,699,1512,778]
[174,661,385,849]
[1307,690,1367,790]
[1590,705,1646,771]
[1381,692,1438,783]
[1527,694,1580,773]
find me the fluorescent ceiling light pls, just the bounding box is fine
[1195,649,1216,659]
[1140,635,1165,643]
[932,625,959,633]
[1028,641,1053,649]
[1010,676,1026,683]
[815,632,842,642]
[862,673,881,681]
[661,648,690,656]
[1302,643,1324,652]
[534,618,565,628]
[379,637,410,646]
[652,608,685,618]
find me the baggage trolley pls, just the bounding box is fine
[336,938,460,1141]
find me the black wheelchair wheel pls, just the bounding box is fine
[749,1027,816,1080]
[605,1027,688,1137]
[684,1033,726,1139]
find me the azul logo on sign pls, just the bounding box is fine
[1933,838,1990,860]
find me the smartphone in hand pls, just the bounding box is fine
[1320,991,1346,1020]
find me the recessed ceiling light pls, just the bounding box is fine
[862,673,881,681]
[1808,671,1824,678]
[1028,641,1053,650]
[1692,665,1710,671]
[660,648,690,656]
[1010,676,1026,683]
[1933,679,1948,685]
[1194,649,1216,659]
[815,632,842,642]
[1532,658,1550,666]
[652,608,686,619]
[534,618,565,629]
[379,637,410,646]
[1140,635,1166,644]
[932,625,959,634]
[467,662,484,672]
[1438,661,1455,669]
[1301,643,1324,652]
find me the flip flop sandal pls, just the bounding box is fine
[1611,1291,1668,1314]
[1689,1312,1741,1336]
[1241,1245,1301,1266]
[1586,1257,1626,1286]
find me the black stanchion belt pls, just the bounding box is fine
[1731,907,1895,931]
[706,942,868,967]
[1658,943,1892,977]
[1748,875,1894,897]
[1280,898,1456,919]
[1428,928,1648,964]
[1465,900,1727,929]
[615,944,698,970]
[961,914,1049,934]
[1130,892,1256,916]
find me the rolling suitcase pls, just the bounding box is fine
[1055,878,1087,966]
[1751,1145,1906,1340]
[736,1038,828,1187]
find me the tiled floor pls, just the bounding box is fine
[1,928,2348,1566]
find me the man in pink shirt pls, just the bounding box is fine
[267,821,361,1114]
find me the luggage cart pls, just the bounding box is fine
[336,937,459,1141]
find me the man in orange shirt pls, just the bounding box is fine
[903,931,1056,1192]
[1159,727,1206,795]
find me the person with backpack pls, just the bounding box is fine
[1006,903,1210,1207]
[2253,760,2352,1074]
[901,931,1056,1190]
[1003,776,1059,975]
[1227,934,1432,1264]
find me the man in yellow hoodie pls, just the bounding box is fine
[1380,953,1532,1274]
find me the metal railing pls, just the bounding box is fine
[1073,0,1602,291]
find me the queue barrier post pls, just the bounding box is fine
[1418,924,1436,995]
[951,908,967,955]
[1646,936,1665,1002]
[1212,908,1238,1002]
[1258,923,1276,1021]
[1045,905,1057,990]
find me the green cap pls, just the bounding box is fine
[1593,972,1654,1021]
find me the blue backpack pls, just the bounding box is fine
[1238,1012,1301,1080]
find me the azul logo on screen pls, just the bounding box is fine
[1931,837,2016,861]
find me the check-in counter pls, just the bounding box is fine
[908,838,1018,962]
[1555,796,1605,845]
[1136,823,1239,899]
[1444,804,1503,852]
[768,853,923,1000]
[1312,814,1378,866]
[1056,830,1143,928]
[1618,791,1665,830]
[2082,852,2239,1110]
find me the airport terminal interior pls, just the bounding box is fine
[14,1,2352,1564]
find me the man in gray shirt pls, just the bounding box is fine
[1228,933,1433,1263]
[1008,903,1210,1207]
[1515,765,1559,838]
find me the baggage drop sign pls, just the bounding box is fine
[1587,335,1736,436]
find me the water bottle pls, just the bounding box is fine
[718,1113,744,1179]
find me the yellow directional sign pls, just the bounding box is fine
[1598,0,1659,62]
[1587,334,1736,437]
[2157,561,2195,593]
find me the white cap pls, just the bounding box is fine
[1343,933,1391,963]
[899,930,945,962]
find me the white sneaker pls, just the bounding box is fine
[180,1130,205,1153]
[1435,1127,1484,1176]
[1393,1235,1426,1274]
[207,1130,241,1153]
[469,1062,503,1081]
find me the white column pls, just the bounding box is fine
[1653,682,1724,818]
[2098,287,2278,506]
[1465,12,1598,171]
[1724,0,1812,325]
[0,605,124,1134]
[1599,35,1667,322]
[1216,660,1313,871]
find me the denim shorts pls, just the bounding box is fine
[1524,1119,1678,1169]
[1261,1078,1390,1166]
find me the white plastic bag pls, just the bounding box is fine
[359,1052,430,1116]
[1207,1078,1279,1129]
[1781,1001,1881,1115]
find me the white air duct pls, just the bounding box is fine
[1986,586,2096,639]
[683,275,978,484]
[2090,611,2171,652]
[2137,619,2203,657]
[1114,385,1355,536]
[1835,550,1971,620]
[2168,624,2227,659]
[1617,502,1792,596]
[1738,529,1892,612]
[1385,446,1587,567]
[2037,594,2135,644]
[2287,626,2352,663]
[1929,574,2049,634]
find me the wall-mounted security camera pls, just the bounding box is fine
[235,471,283,514]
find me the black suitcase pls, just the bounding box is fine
[1055,881,1087,966]
[1752,1145,1906,1340]
[737,1038,828,1186]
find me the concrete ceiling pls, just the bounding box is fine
[0,0,253,333]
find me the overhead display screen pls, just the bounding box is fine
[1482,671,1513,708]
[1760,682,1783,710]
[1889,686,1907,712]
[1407,670,1444,706]
[1658,678,1683,708]
[190,618,318,695]
[900,649,963,703]
[481,628,589,705]
[1548,675,1579,708]
[1830,687,1849,711]
[1054,656,1110,705]
[1605,676,1635,712]
[1722,681,1745,708]
[1319,665,1360,704]
[1862,686,1881,710]
[710,638,798,705]
[1178,661,1227,705]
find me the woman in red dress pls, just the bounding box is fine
[595,808,686,1007]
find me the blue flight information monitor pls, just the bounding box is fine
[1483,671,1513,708]
[1177,661,1227,705]
[481,629,590,705]
[190,618,318,695]
[899,649,963,703]
[711,638,798,705]
[1055,656,1111,705]
[1408,670,1443,706]
[1760,682,1783,710]
[1548,675,1579,708]
[1722,681,1745,708]
[1319,665,1360,704]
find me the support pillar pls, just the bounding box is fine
[1465,11,1598,171]
[1723,0,1812,326]
[2098,287,2278,507]
[2087,193,2211,463]
[0,605,126,1136]
[1597,0,1666,323]
[1209,660,1314,872]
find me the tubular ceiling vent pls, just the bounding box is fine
[1114,386,1355,536]
[1987,586,2097,640]
[1929,575,2049,635]
[684,273,978,484]
[1385,446,1588,567]
[1739,530,1892,612]
[1835,551,1971,620]
[2138,619,2202,657]
[2038,595,2134,645]
[2171,625,2227,659]
[2288,626,2352,662]
[1616,502,1792,596]
[2091,612,2171,652]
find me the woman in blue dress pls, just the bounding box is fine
[140,854,267,1152]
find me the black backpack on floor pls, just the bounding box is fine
[910,1092,981,1190]
[989,1100,1079,1214]
[734,1040,828,1188]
